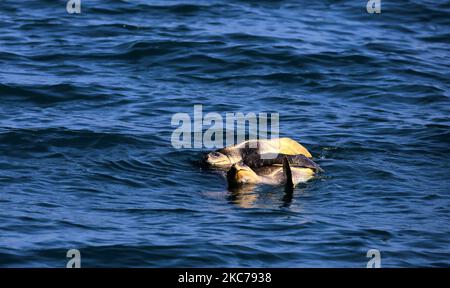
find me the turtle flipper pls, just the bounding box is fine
[288,154,324,173]
[283,156,294,191]
[245,153,324,173]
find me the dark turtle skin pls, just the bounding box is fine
[242,153,324,173]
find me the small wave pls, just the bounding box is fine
[89,2,226,16]
[0,128,147,153]
[0,83,113,105]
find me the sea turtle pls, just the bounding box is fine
[202,137,313,169]
[226,157,316,190]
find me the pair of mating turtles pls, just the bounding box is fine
[202,138,323,190]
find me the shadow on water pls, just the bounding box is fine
[225,181,311,209]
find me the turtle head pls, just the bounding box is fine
[202,151,232,168]
[227,162,259,186]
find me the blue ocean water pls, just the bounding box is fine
[0,0,449,267]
